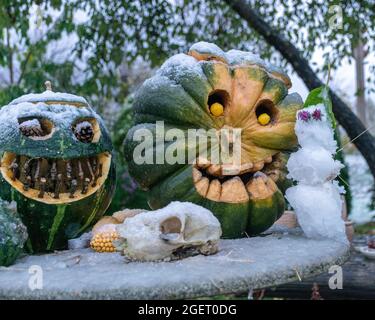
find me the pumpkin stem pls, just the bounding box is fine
[44,80,52,91]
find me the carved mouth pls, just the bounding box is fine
[193,154,282,203]
[0,151,111,204]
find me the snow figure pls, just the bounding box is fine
[285,103,348,244]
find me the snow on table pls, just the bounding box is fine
[0,228,349,299]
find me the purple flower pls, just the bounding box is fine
[298,110,311,122]
[312,109,322,121]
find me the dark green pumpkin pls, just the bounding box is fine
[0,198,28,266]
[124,42,303,238]
[0,87,116,252]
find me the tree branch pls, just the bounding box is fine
[6,27,14,84]
[17,50,32,85]
[225,0,375,178]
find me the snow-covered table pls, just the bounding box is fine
[0,227,349,300]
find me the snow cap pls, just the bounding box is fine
[9,81,89,107]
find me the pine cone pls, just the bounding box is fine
[74,121,94,143]
[19,119,43,137]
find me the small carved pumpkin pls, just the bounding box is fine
[0,83,116,252]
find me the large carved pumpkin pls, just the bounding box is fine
[124,42,303,238]
[0,83,116,252]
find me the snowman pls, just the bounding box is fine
[285,104,348,244]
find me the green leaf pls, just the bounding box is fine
[304,85,336,128]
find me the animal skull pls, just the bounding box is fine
[115,201,222,261]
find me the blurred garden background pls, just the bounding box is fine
[0,0,374,232]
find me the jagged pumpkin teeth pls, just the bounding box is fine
[220,177,249,203]
[264,156,273,164]
[98,163,103,177]
[206,179,221,201]
[196,157,211,168]
[195,177,210,197]
[246,172,277,199]
[207,164,222,176]
[266,169,280,182]
[38,177,46,198]
[1,151,111,204]
[251,161,264,172]
[192,167,202,183]
[86,159,95,181]
[82,178,90,194]
[69,179,77,198]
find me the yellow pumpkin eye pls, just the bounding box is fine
[258,113,271,125]
[210,102,224,117]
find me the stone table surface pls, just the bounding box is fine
[0,228,350,300]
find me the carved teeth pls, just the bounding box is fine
[264,156,273,164]
[2,153,104,200]
[196,157,211,169]
[207,164,222,176]
[267,169,280,182]
[251,161,264,172]
[195,177,210,197]
[192,167,202,183]
[38,177,46,198]
[193,153,282,203]
[206,179,221,201]
[220,177,249,203]
[246,172,277,199]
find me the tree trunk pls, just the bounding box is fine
[224,0,375,179]
[353,38,367,127]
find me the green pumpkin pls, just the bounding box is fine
[124,42,303,238]
[0,84,116,252]
[0,198,28,266]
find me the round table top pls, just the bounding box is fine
[0,227,350,299]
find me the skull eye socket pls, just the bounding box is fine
[160,216,182,234]
[18,117,54,140]
[256,99,278,126]
[72,118,101,143]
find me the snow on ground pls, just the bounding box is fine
[346,153,375,224]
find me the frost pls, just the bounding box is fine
[75,120,92,131]
[10,90,88,106]
[189,41,226,60]
[0,101,99,143]
[286,104,348,245]
[157,53,205,80]
[18,119,41,129]
[226,49,265,67]
[188,41,289,81]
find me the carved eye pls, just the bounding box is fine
[72,118,100,143]
[256,100,277,126]
[208,90,229,117]
[18,117,54,140]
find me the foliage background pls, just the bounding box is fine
[0,0,374,219]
